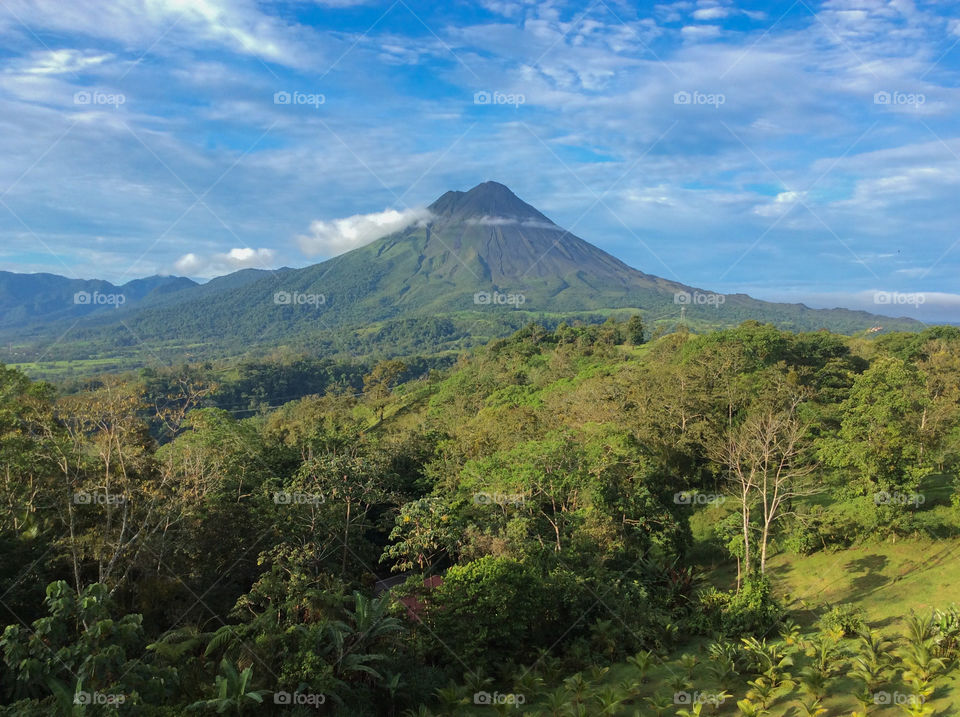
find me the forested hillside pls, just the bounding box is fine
[2,319,960,715]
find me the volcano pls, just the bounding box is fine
[0,181,923,362]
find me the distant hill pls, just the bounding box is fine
[0,182,924,365]
[0,272,197,329]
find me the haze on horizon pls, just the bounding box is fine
[0,0,958,322]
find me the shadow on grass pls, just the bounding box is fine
[871,615,900,630]
[843,554,890,594]
[767,560,796,580]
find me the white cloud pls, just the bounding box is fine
[655,2,694,23]
[464,215,559,229]
[478,0,523,18]
[0,0,319,68]
[297,207,433,257]
[753,191,805,217]
[0,0,959,297]
[680,24,722,39]
[20,49,113,75]
[174,247,276,277]
[692,6,729,21]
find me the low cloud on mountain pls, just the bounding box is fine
[173,247,276,278]
[296,207,433,258]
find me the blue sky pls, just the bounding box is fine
[1,0,959,321]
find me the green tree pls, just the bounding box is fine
[423,556,583,668]
[188,658,269,715]
[0,365,61,621]
[0,581,174,711]
[822,357,931,505]
[381,497,460,572]
[364,359,407,421]
[626,314,646,346]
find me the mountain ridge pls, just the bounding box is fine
[0,182,926,365]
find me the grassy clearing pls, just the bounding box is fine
[494,532,960,715]
[492,482,960,715]
[10,357,141,380]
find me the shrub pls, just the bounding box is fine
[783,521,819,556]
[422,557,589,670]
[721,576,784,637]
[690,586,730,634]
[819,603,867,636]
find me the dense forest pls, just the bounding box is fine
[2,318,960,715]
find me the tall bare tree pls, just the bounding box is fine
[716,396,818,577]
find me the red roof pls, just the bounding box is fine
[398,576,443,622]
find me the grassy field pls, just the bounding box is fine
[769,537,960,630]
[474,475,960,715]
[473,532,960,715]
[9,357,143,381]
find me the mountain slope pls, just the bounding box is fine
[0,182,924,363]
[0,272,197,330]
[423,181,656,285]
